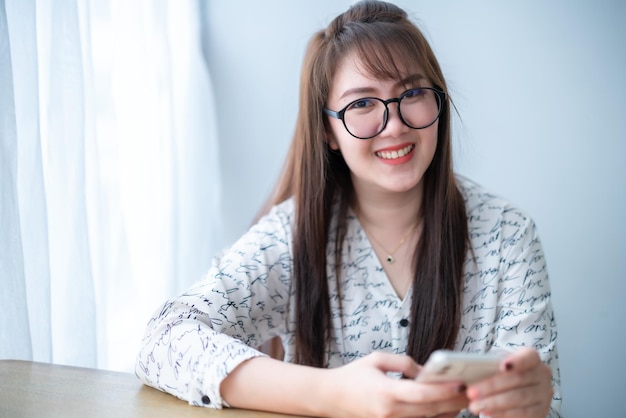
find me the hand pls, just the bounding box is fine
[466,347,553,417]
[323,351,469,418]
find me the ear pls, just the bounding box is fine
[326,132,340,151]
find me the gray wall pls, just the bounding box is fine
[203,1,626,416]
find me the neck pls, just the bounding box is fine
[352,183,423,231]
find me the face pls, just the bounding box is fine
[325,54,439,198]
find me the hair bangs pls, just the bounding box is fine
[337,22,439,88]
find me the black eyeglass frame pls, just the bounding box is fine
[323,86,447,140]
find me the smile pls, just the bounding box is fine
[375,144,415,160]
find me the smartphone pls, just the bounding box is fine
[416,349,506,385]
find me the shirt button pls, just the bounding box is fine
[201,395,211,405]
[399,318,409,327]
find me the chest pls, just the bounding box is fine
[325,239,412,366]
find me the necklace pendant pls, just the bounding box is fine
[386,255,394,263]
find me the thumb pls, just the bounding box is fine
[367,351,421,379]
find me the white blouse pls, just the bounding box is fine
[135,176,562,417]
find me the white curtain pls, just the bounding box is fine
[0,0,221,372]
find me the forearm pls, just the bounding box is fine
[221,356,331,417]
[223,352,475,418]
[135,299,267,408]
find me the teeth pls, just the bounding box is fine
[376,144,414,160]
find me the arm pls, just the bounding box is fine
[135,206,294,408]
[138,272,469,417]
[221,352,470,418]
[467,208,562,418]
[136,201,470,417]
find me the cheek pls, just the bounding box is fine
[326,120,344,150]
[336,141,372,171]
[328,119,356,151]
[423,125,439,155]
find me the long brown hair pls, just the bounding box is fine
[259,0,468,367]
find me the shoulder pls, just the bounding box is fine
[457,175,513,215]
[457,175,532,225]
[254,198,296,231]
[215,198,296,259]
[456,175,540,253]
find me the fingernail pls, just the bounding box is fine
[469,401,484,414]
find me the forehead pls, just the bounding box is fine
[332,55,377,88]
[329,53,424,101]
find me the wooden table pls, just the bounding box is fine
[0,360,303,418]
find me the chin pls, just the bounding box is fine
[384,181,422,194]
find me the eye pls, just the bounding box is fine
[347,98,375,111]
[403,88,426,98]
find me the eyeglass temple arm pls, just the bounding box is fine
[323,108,341,119]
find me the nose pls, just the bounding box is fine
[381,99,408,136]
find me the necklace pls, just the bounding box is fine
[364,222,418,264]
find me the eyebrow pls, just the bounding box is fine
[338,74,427,101]
[399,74,427,87]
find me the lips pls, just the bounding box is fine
[375,144,415,160]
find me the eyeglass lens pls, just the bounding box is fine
[343,88,441,139]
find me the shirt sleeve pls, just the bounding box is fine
[135,205,294,409]
[492,207,562,417]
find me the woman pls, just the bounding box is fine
[136,1,561,417]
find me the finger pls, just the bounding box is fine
[416,413,460,418]
[368,351,421,378]
[400,364,423,380]
[468,384,549,417]
[387,380,469,417]
[500,347,541,373]
[472,402,549,418]
[430,413,463,418]
[466,368,530,401]
[394,379,468,404]
[466,366,553,417]
[392,398,467,418]
[467,351,551,401]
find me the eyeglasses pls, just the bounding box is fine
[323,87,446,140]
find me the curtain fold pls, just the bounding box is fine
[0,0,221,372]
[45,0,98,368]
[7,0,53,363]
[1,0,33,361]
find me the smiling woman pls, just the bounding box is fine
[135,2,561,417]
[0,0,220,372]
[205,2,626,413]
